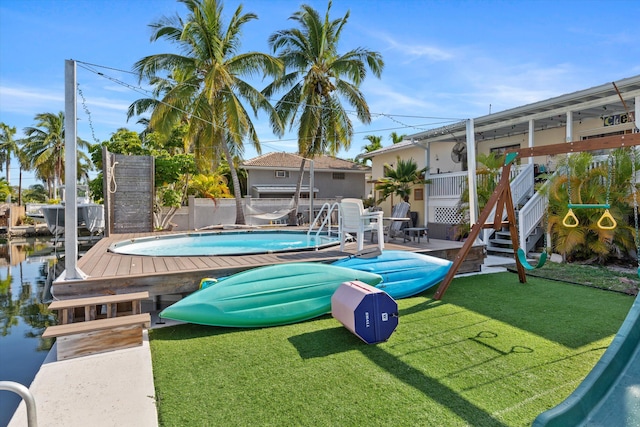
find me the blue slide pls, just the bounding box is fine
[533,295,640,426]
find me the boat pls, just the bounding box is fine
[159,263,383,327]
[40,204,104,236]
[30,185,105,237]
[331,250,453,299]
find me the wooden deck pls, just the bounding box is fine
[52,230,485,299]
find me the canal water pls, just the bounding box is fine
[0,239,58,426]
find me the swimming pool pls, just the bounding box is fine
[108,230,341,256]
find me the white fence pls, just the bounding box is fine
[168,197,340,231]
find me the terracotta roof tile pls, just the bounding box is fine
[242,152,369,172]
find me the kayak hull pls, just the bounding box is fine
[160,263,383,327]
[332,250,453,299]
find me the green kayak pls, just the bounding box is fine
[160,263,383,328]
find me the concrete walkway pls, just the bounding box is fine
[8,332,158,427]
[8,253,516,426]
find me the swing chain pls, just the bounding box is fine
[605,154,613,207]
[631,147,640,269]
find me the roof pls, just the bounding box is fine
[362,74,640,157]
[242,152,370,172]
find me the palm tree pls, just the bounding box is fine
[263,1,384,224]
[0,123,18,184]
[547,150,636,264]
[375,156,427,204]
[22,112,91,199]
[390,132,406,144]
[132,0,283,225]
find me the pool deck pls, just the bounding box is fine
[52,229,485,300]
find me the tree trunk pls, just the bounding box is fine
[221,143,245,225]
[18,167,22,206]
[288,159,306,226]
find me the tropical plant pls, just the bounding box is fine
[360,135,382,164]
[263,0,384,224]
[547,149,637,264]
[21,112,91,198]
[0,178,13,203]
[375,156,427,204]
[21,184,48,203]
[0,122,19,183]
[189,173,232,201]
[132,0,283,225]
[390,131,406,144]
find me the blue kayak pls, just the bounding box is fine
[160,263,383,328]
[331,250,452,299]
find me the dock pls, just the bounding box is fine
[52,230,485,299]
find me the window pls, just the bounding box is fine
[275,170,289,178]
[490,144,520,155]
[332,172,345,180]
[414,188,424,201]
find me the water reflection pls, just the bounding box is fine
[0,239,58,426]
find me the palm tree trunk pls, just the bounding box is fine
[288,159,306,226]
[221,143,245,225]
[18,167,22,206]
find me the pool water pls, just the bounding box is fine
[0,241,56,426]
[109,230,340,256]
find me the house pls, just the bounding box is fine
[241,152,371,200]
[362,74,640,250]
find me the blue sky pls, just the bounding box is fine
[1,0,639,188]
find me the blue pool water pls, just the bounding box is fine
[108,230,340,256]
[0,241,56,426]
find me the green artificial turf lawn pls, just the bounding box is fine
[149,272,634,426]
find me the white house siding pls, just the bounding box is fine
[371,145,429,226]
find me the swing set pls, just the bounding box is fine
[516,152,619,271]
[433,132,640,300]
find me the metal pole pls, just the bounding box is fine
[466,119,478,225]
[309,159,314,221]
[63,59,86,280]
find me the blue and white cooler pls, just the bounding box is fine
[331,280,399,344]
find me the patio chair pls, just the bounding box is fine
[385,201,411,239]
[339,198,384,252]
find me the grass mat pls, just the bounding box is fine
[150,272,634,426]
[504,261,640,295]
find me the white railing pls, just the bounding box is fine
[307,202,340,240]
[427,171,467,197]
[518,187,548,251]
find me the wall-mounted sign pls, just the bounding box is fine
[603,113,631,127]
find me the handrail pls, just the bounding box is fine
[0,381,38,427]
[307,202,340,240]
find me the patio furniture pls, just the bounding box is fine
[384,201,411,239]
[403,227,429,243]
[339,198,384,252]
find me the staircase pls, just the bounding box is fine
[487,224,544,255]
[484,162,543,256]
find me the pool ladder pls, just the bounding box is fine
[0,381,37,426]
[307,202,341,241]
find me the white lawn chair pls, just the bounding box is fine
[339,198,384,252]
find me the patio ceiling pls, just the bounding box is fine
[410,75,640,146]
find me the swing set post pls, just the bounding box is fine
[433,132,640,301]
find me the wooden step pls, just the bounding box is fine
[43,313,151,360]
